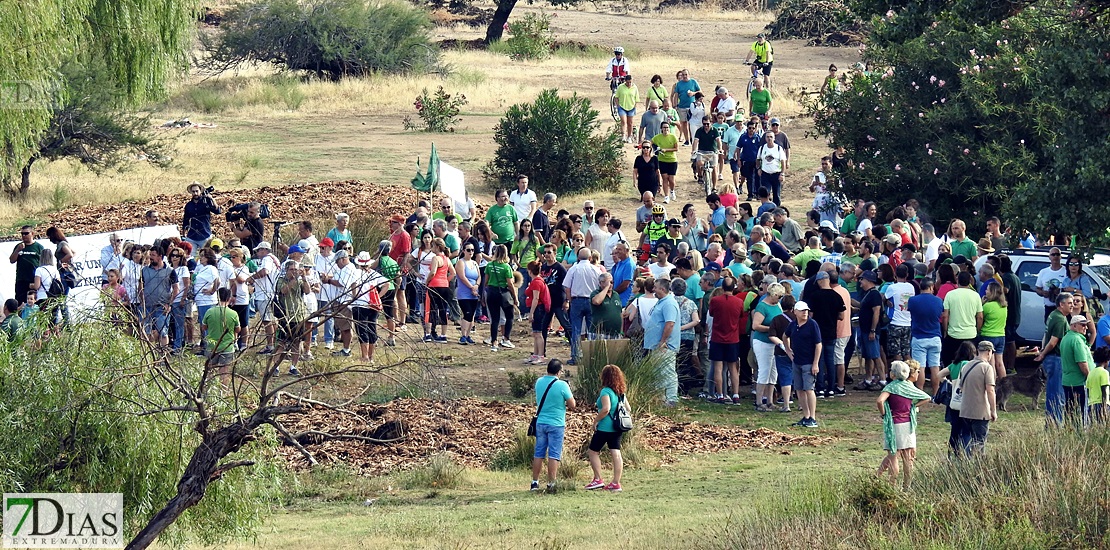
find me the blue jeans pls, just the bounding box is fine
[533,424,566,460]
[1043,354,1064,425]
[171,301,187,350]
[568,297,592,361]
[517,268,532,310]
[315,299,335,344]
[197,304,213,350]
[958,417,989,455]
[183,236,208,258]
[818,339,837,392]
[760,172,782,205]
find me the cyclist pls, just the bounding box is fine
[743,33,775,89]
[605,47,630,91]
[691,115,722,189]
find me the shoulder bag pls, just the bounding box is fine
[528,378,558,437]
[948,359,983,411]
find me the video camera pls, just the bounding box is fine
[225,202,271,223]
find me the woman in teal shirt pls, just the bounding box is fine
[586,364,628,492]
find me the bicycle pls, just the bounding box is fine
[744,61,767,98]
[606,78,619,122]
[693,151,716,196]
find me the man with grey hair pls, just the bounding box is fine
[326,212,352,245]
[431,219,460,258]
[101,232,125,282]
[563,247,600,365]
[713,207,741,238]
[1035,291,1073,426]
[644,276,681,406]
[582,200,596,226]
[638,100,665,142]
[590,272,623,339]
[773,208,805,254]
[533,192,557,241]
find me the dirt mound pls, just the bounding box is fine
[275,397,831,475]
[657,0,762,11]
[26,180,447,240]
[765,0,866,46]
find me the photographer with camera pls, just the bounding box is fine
[229,201,266,251]
[182,182,222,257]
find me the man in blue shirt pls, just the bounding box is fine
[644,277,681,405]
[737,120,763,200]
[785,301,822,428]
[705,194,727,231]
[610,242,634,306]
[907,278,945,394]
[531,359,576,492]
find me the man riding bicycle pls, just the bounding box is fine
[605,47,630,91]
[743,33,774,89]
[691,115,723,189]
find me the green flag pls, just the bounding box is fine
[410,143,439,193]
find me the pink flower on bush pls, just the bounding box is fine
[928,149,933,155]
[918,112,924,117]
[859,162,866,169]
[895,164,902,171]
[963,148,970,154]
[941,98,947,103]
[938,80,945,87]
[933,168,940,175]
[929,76,937,84]
[867,135,876,142]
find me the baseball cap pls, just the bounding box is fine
[977,340,996,352]
[209,238,224,250]
[794,301,810,311]
[704,263,722,272]
[902,242,918,252]
[914,262,928,279]
[254,241,272,251]
[355,251,373,266]
[769,117,781,125]
[860,270,879,283]
[953,254,969,265]
[883,234,900,246]
[390,214,405,223]
[667,218,682,228]
[819,220,836,230]
[319,237,335,247]
[333,250,349,259]
[815,271,830,281]
[1072,315,1089,325]
[750,242,771,256]
[287,244,307,255]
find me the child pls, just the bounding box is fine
[1087,347,1110,424]
[525,261,551,365]
[19,290,40,321]
[876,360,930,489]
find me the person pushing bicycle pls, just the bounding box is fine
[605,47,630,91]
[743,33,775,89]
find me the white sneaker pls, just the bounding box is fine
[500,339,516,349]
[663,196,670,204]
[490,346,499,352]
[525,354,538,364]
[325,342,334,350]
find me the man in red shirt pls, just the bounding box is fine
[708,277,746,403]
[388,214,412,323]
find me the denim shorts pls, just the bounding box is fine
[729,159,740,174]
[911,336,942,368]
[533,423,565,460]
[617,106,637,117]
[861,333,881,359]
[142,306,169,336]
[775,355,794,387]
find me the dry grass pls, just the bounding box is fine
[652,5,775,20]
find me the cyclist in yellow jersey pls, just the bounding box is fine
[744,33,775,89]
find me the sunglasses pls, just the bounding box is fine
[1068,262,1081,266]
[442,206,451,210]
[465,248,475,252]
[584,206,594,210]
[1051,253,1061,257]
[171,254,183,259]
[20,232,30,236]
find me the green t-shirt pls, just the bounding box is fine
[792,248,825,270]
[15,242,44,282]
[378,256,399,291]
[511,238,541,266]
[1086,366,1109,405]
[749,89,772,115]
[942,288,983,340]
[840,213,858,235]
[981,301,1007,337]
[591,288,623,336]
[947,360,968,380]
[615,84,639,110]
[486,261,513,289]
[949,238,977,259]
[0,314,22,341]
[1061,330,1093,387]
[202,305,240,353]
[485,205,518,244]
[1044,310,1069,355]
[596,387,620,432]
[752,300,783,343]
[652,133,679,163]
[685,273,704,300]
[444,233,460,254]
[712,122,730,139]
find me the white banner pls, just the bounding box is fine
[0,225,179,319]
[439,161,471,219]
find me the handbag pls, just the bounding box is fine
[367,285,383,311]
[948,359,981,411]
[625,298,645,338]
[932,378,952,406]
[528,378,558,437]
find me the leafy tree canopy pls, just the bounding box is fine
[811,0,1110,245]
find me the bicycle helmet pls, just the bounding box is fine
[651,205,665,216]
[613,46,625,54]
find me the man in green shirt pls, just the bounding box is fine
[748,78,772,118]
[484,189,518,245]
[589,273,623,338]
[1035,292,1073,426]
[9,225,45,305]
[0,299,23,342]
[1059,314,1093,427]
[792,236,825,268]
[840,200,864,235]
[201,288,240,385]
[941,271,983,362]
[946,219,977,262]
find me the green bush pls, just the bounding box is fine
[403,452,466,489]
[574,342,665,416]
[489,427,534,471]
[507,369,539,399]
[485,89,623,195]
[503,12,554,60]
[203,0,441,80]
[403,86,468,132]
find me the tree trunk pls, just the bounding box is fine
[484,0,518,44]
[20,159,33,195]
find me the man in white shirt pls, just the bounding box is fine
[100,233,124,283]
[563,248,600,365]
[923,223,944,271]
[509,174,538,223]
[314,238,339,349]
[713,87,737,121]
[1035,247,1067,320]
[756,131,786,206]
[884,263,916,363]
[249,242,280,353]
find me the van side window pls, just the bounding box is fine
[1018,261,1047,292]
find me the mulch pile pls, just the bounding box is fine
[658,0,762,10]
[25,180,457,240]
[765,0,866,47]
[275,397,831,475]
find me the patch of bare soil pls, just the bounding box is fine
[276,397,832,475]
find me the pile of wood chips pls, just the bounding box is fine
[24,180,456,240]
[275,398,831,475]
[765,0,866,46]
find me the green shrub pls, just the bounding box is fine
[503,12,554,60]
[575,341,666,416]
[403,452,466,489]
[485,89,623,195]
[204,0,441,80]
[489,427,534,471]
[404,86,468,132]
[507,369,539,399]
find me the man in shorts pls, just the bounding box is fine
[857,270,884,389]
[744,33,775,89]
[201,288,240,386]
[670,69,700,145]
[785,301,822,428]
[271,259,311,376]
[531,359,576,492]
[884,264,916,364]
[708,276,745,403]
[249,241,279,354]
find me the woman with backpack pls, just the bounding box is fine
[585,364,628,493]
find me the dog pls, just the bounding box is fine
[996,368,1046,412]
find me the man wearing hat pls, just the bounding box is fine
[314,238,338,349]
[659,218,685,261]
[784,300,821,428]
[249,241,279,354]
[977,237,996,258]
[325,249,357,357]
[956,340,998,455]
[857,270,885,390]
[880,234,902,267]
[285,244,321,361]
[1060,314,1094,427]
[271,258,311,376]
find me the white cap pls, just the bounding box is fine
[794,301,811,311]
[254,241,271,250]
